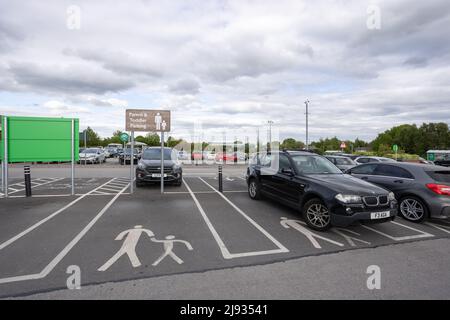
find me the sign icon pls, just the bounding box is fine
[125,109,171,132]
[119,132,129,143]
[340,142,346,149]
[98,225,155,271]
[392,144,398,152]
[151,235,193,266]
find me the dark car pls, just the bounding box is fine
[325,155,357,172]
[119,148,140,165]
[246,151,397,231]
[136,147,182,187]
[347,162,450,222]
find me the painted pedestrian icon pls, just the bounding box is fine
[98,226,193,272]
[98,226,154,271]
[154,112,162,131]
[151,235,193,266]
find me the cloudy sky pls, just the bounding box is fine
[0,0,449,143]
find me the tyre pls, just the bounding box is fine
[175,174,183,186]
[303,198,331,231]
[399,196,427,222]
[248,178,262,200]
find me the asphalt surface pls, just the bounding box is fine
[0,165,449,299]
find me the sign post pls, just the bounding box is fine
[3,116,8,197]
[130,131,134,194]
[125,109,171,194]
[393,144,399,161]
[71,119,75,195]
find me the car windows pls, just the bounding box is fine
[142,149,173,160]
[291,155,342,174]
[260,154,272,167]
[335,157,353,165]
[349,164,377,175]
[426,171,450,183]
[278,154,291,172]
[357,157,369,163]
[374,165,414,179]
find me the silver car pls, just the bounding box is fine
[78,148,106,164]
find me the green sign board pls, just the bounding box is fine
[0,116,79,162]
[120,132,129,142]
[427,153,435,161]
[392,144,398,152]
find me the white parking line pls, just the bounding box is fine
[1,178,65,197]
[0,178,118,251]
[362,221,434,241]
[0,182,130,284]
[184,177,289,259]
[425,222,450,234]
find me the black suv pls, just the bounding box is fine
[246,151,398,231]
[136,147,182,187]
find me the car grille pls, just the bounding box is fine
[363,195,389,206]
[145,167,173,174]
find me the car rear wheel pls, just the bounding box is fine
[399,196,427,222]
[248,178,261,200]
[303,198,331,231]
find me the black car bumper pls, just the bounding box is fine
[330,201,398,227]
[136,169,182,183]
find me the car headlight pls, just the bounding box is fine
[335,194,362,204]
[388,192,396,201]
[137,162,146,170]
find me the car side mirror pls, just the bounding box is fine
[281,168,294,176]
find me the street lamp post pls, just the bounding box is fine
[304,100,310,150]
[267,120,274,151]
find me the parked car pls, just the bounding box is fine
[136,147,182,186]
[177,151,190,161]
[246,151,397,231]
[354,156,396,165]
[216,152,237,163]
[106,147,120,158]
[325,155,357,172]
[78,148,106,164]
[347,162,450,222]
[119,148,140,165]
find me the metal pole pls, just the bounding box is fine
[305,100,309,150]
[1,117,4,194]
[71,119,75,195]
[161,131,164,194]
[218,164,223,193]
[84,130,87,166]
[24,165,31,197]
[4,116,8,198]
[130,131,134,194]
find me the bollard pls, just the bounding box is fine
[218,165,223,193]
[24,165,32,197]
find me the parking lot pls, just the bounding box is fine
[1,165,450,298]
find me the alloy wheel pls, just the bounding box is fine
[400,198,424,221]
[306,203,330,228]
[249,181,257,198]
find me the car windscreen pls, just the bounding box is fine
[124,149,139,154]
[84,149,98,154]
[291,155,342,174]
[426,171,450,183]
[142,149,173,160]
[335,157,354,165]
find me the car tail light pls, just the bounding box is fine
[426,183,450,196]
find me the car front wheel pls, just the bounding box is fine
[399,196,427,222]
[248,178,261,200]
[303,198,331,231]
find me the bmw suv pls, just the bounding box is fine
[246,151,398,231]
[136,147,182,187]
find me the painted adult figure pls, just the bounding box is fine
[154,112,162,131]
[98,225,154,271]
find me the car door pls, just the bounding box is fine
[258,153,277,195]
[370,164,414,193]
[347,163,378,184]
[270,154,300,203]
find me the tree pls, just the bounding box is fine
[281,138,305,150]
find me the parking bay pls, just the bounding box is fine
[0,176,449,297]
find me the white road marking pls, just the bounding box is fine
[425,222,450,234]
[280,218,344,249]
[194,177,289,259]
[331,227,371,247]
[0,181,130,284]
[362,221,434,241]
[0,178,118,251]
[1,178,65,197]
[98,226,155,272]
[98,187,124,193]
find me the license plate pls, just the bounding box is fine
[151,173,167,178]
[370,211,390,219]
